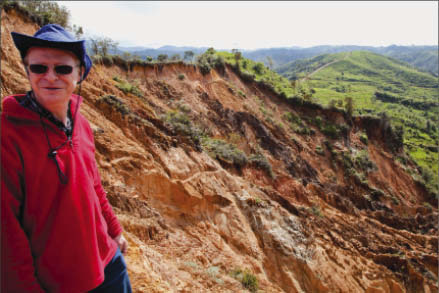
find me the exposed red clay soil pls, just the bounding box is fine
[2,8,437,292]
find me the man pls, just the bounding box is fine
[1,24,132,292]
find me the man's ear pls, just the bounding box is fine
[22,60,29,76]
[78,66,85,83]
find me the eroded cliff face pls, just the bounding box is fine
[1,8,438,293]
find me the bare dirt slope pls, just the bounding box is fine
[1,8,438,293]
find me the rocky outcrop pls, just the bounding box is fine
[1,7,437,292]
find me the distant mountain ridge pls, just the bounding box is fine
[110,44,438,75]
[245,45,438,76]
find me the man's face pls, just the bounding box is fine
[24,47,82,108]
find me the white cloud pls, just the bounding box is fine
[59,1,438,49]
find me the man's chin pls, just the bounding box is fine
[35,91,69,104]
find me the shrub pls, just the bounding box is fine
[2,1,70,27]
[113,76,143,98]
[197,56,211,75]
[323,140,333,152]
[283,112,302,125]
[253,62,265,75]
[163,110,191,134]
[196,49,225,75]
[283,112,313,135]
[102,55,114,66]
[213,55,225,69]
[238,90,246,98]
[98,95,130,116]
[313,116,323,129]
[360,132,369,145]
[177,73,185,80]
[201,137,248,168]
[175,101,191,114]
[370,188,385,200]
[315,145,325,156]
[353,150,376,172]
[242,272,258,292]
[230,268,258,293]
[249,153,274,178]
[111,55,129,71]
[310,205,324,218]
[321,123,339,139]
[297,126,314,135]
[161,110,202,145]
[157,54,168,62]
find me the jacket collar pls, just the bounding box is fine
[2,93,82,123]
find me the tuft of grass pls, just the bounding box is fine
[230,268,258,292]
[113,76,143,98]
[309,205,324,218]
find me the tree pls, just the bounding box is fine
[206,47,216,54]
[132,54,142,62]
[122,52,132,61]
[89,36,118,57]
[379,112,391,131]
[345,96,354,119]
[426,120,432,133]
[145,56,153,62]
[157,54,168,62]
[266,56,274,70]
[17,0,70,27]
[234,50,242,64]
[171,53,181,61]
[242,59,248,69]
[183,51,194,62]
[71,24,83,39]
[253,62,264,75]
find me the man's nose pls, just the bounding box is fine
[43,67,59,82]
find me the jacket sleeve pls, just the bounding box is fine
[1,139,45,292]
[92,153,123,239]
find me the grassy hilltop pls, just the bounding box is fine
[276,51,438,194]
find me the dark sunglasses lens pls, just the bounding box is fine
[29,64,48,74]
[28,64,74,75]
[55,65,73,75]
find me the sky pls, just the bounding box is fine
[59,1,438,50]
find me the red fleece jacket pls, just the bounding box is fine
[1,94,122,292]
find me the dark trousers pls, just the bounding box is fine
[89,248,132,293]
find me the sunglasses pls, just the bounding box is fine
[28,64,77,75]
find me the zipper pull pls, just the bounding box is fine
[68,136,73,148]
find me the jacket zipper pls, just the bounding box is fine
[68,135,73,149]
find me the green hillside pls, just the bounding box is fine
[277,51,438,194]
[245,45,438,76]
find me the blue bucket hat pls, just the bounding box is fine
[11,24,92,81]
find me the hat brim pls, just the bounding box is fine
[12,32,92,80]
[12,32,84,59]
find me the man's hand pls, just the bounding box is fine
[114,234,128,255]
